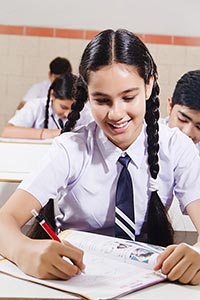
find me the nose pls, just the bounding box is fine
[64,110,70,118]
[108,103,124,121]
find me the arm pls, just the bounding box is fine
[0,189,84,279]
[154,199,200,285]
[1,124,61,140]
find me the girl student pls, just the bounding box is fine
[1,73,93,140]
[0,29,200,284]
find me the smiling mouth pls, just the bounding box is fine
[108,119,131,128]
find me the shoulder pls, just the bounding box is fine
[159,116,169,126]
[23,97,46,111]
[54,122,97,154]
[159,123,198,163]
[75,102,94,127]
[29,79,50,90]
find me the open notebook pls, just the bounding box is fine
[0,230,166,300]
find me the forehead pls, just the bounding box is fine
[54,98,73,106]
[88,63,143,93]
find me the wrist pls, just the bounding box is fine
[39,128,45,139]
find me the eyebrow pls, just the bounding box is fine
[91,88,139,97]
[178,111,200,125]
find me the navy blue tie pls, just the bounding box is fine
[58,118,64,129]
[115,154,135,240]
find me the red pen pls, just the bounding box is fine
[31,209,61,242]
[31,209,85,274]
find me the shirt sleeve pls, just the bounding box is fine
[18,139,71,206]
[8,100,39,127]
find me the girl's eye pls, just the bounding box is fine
[123,96,135,102]
[196,125,200,131]
[94,98,110,105]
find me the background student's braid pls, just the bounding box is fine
[44,87,51,128]
[61,76,88,133]
[144,75,174,246]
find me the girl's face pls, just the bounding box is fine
[88,63,153,150]
[51,94,74,119]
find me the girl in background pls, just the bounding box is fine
[0,29,200,284]
[1,73,92,140]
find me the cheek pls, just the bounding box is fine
[91,105,107,122]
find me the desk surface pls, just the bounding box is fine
[1,272,200,300]
[0,141,52,183]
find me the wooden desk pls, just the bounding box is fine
[0,272,200,299]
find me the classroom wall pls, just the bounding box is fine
[0,0,200,132]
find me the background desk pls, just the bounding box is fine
[1,272,200,300]
[0,139,51,207]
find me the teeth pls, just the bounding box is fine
[112,122,127,128]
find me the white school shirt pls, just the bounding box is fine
[8,98,93,129]
[18,122,200,237]
[160,117,200,155]
[23,79,51,102]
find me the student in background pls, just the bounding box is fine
[161,70,200,154]
[0,29,200,284]
[1,73,93,140]
[17,57,72,110]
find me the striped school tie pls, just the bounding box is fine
[115,154,135,240]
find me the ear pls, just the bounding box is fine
[145,76,154,100]
[167,97,173,114]
[50,89,55,100]
[48,71,51,80]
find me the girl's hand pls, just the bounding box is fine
[17,239,85,279]
[154,243,200,285]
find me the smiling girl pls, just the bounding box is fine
[0,29,200,285]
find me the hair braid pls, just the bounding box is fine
[61,76,88,133]
[144,80,174,246]
[44,88,51,128]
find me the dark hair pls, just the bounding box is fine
[44,73,77,128]
[62,29,174,246]
[171,70,200,110]
[49,57,72,75]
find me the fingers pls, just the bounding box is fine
[62,240,85,272]
[47,241,85,279]
[25,239,85,280]
[154,245,177,270]
[154,243,200,285]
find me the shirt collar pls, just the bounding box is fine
[95,123,147,170]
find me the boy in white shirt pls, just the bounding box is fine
[161,70,200,154]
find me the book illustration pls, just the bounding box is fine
[60,230,164,267]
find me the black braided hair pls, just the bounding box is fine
[68,28,173,246]
[44,87,51,128]
[43,73,77,129]
[61,76,88,133]
[144,78,174,246]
